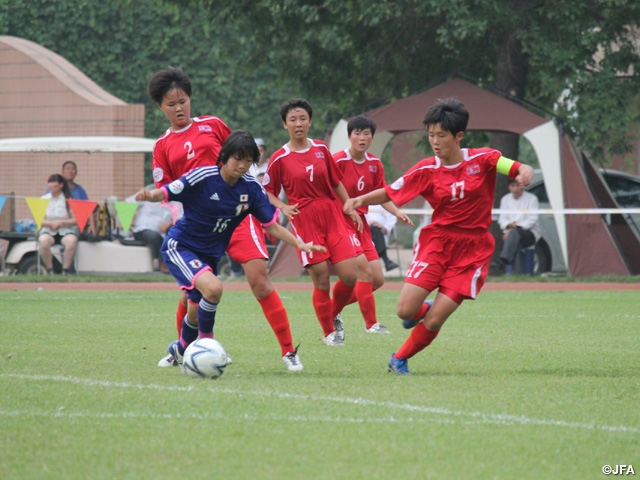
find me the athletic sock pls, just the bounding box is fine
[355,281,377,328]
[395,322,440,359]
[345,290,357,306]
[407,301,432,322]
[331,279,355,319]
[197,298,218,338]
[176,297,188,336]
[178,317,199,353]
[312,287,334,336]
[258,290,293,356]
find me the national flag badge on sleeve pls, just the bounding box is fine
[240,194,248,202]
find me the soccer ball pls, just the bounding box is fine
[183,338,229,379]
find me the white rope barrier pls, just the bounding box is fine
[401,208,640,215]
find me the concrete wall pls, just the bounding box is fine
[0,36,146,227]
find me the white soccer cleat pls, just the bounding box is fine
[322,331,345,346]
[157,353,178,368]
[282,351,304,371]
[333,313,345,341]
[365,322,391,334]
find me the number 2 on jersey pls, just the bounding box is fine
[184,141,195,160]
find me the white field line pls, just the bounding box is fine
[1,373,638,433]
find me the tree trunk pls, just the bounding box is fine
[489,31,529,275]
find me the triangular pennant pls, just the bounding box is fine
[0,196,6,214]
[114,201,139,232]
[68,199,99,232]
[25,197,50,230]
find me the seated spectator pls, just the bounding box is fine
[498,179,540,275]
[60,160,98,238]
[126,185,174,272]
[365,204,399,271]
[39,174,79,275]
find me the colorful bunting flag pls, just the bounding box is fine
[0,196,6,215]
[25,197,50,230]
[114,201,139,232]
[67,199,99,232]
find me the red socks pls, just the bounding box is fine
[176,297,188,336]
[395,322,440,359]
[354,281,377,328]
[331,279,355,319]
[312,288,334,336]
[257,290,293,356]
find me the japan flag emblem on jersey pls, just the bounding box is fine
[240,194,248,202]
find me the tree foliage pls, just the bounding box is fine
[196,0,640,165]
[1,0,639,167]
[0,0,316,153]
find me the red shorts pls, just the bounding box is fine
[226,215,270,264]
[289,197,357,267]
[344,214,379,262]
[406,225,495,301]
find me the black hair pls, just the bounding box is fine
[47,173,73,213]
[280,98,313,122]
[62,160,77,170]
[217,130,260,166]
[347,115,376,136]
[147,66,192,105]
[422,97,469,136]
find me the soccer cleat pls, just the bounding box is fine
[388,353,411,375]
[402,299,434,330]
[157,353,178,368]
[333,313,345,341]
[322,331,345,346]
[282,344,304,371]
[365,322,391,334]
[167,340,184,371]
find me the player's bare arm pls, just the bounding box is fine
[515,164,534,186]
[135,188,164,203]
[382,201,414,227]
[267,192,299,220]
[333,182,363,232]
[344,187,390,215]
[265,223,326,254]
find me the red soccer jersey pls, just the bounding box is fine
[263,139,343,208]
[333,150,386,216]
[152,116,231,187]
[386,148,517,230]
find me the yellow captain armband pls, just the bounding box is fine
[496,156,516,175]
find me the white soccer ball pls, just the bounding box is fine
[183,338,229,379]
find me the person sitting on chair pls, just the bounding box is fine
[39,174,79,275]
[498,178,540,275]
[365,204,399,271]
[126,185,175,272]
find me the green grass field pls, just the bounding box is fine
[1,287,638,479]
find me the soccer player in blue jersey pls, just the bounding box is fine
[136,130,325,370]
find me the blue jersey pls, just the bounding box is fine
[162,166,277,258]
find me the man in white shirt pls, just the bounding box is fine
[126,185,175,271]
[365,204,399,271]
[498,179,540,275]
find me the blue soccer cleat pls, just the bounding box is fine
[167,340,184,366]
[402,299,434,329]
[388,353,411,375]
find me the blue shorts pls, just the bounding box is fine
[161,236,220,296]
